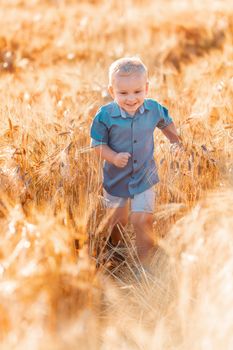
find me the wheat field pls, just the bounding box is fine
[0,0,233,349]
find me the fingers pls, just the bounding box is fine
[115,152,131,167]
[125,152,131,158]
[122,153,131,161]
[170,143,184,158]
[118,157,129,167]
[120,153,131,163]
[170,142,183,151]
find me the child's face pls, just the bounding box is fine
[108,72,149,115]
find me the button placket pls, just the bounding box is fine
[131,119,135,165]
[132,119,139,168]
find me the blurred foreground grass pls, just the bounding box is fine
[0,0,233,349]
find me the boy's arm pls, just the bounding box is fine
[94,144,117,163]
[94,144,131,168]
[90,108,130,167]
[160,122,182,145]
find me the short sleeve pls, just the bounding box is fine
[156,104,173,130]
[90,138,107,147]
[90,108,109,146]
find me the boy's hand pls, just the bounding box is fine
[170,142,184,157]
[113,152,131,168]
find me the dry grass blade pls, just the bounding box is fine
[0,0,232,349]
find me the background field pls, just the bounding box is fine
[0,0,233,349]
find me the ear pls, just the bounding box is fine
[108,85,114,99]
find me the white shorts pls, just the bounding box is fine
[102,187,156,213]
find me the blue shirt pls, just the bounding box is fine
[90,98,173,198]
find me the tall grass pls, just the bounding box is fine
[0,0,232,348]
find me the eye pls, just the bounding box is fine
[135,90,142,94]
[120,92,127,95]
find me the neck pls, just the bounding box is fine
[127,111,136,116]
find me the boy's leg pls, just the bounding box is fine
[103,190,129,245]
[106,206,128,245]
[131,212,155,262]
[130,187,156,264]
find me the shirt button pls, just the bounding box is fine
[134,160,137,163]
[134,140,137,143]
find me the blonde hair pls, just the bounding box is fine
[108,57,148,85]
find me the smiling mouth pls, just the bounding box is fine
[125,103,137,107]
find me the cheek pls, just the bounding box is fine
[138,92,145,99]
[116,95,124,102]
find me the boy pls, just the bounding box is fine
[90,57,181,267]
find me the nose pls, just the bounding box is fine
[127,94,136,102]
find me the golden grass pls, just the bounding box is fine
[0,0,233,348]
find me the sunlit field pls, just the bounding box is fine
[0,0,233,349]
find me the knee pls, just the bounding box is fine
[131,213,153,229]
[110,217,128,230]
[117,217,128,228]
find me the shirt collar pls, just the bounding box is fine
[111,100,151,118]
